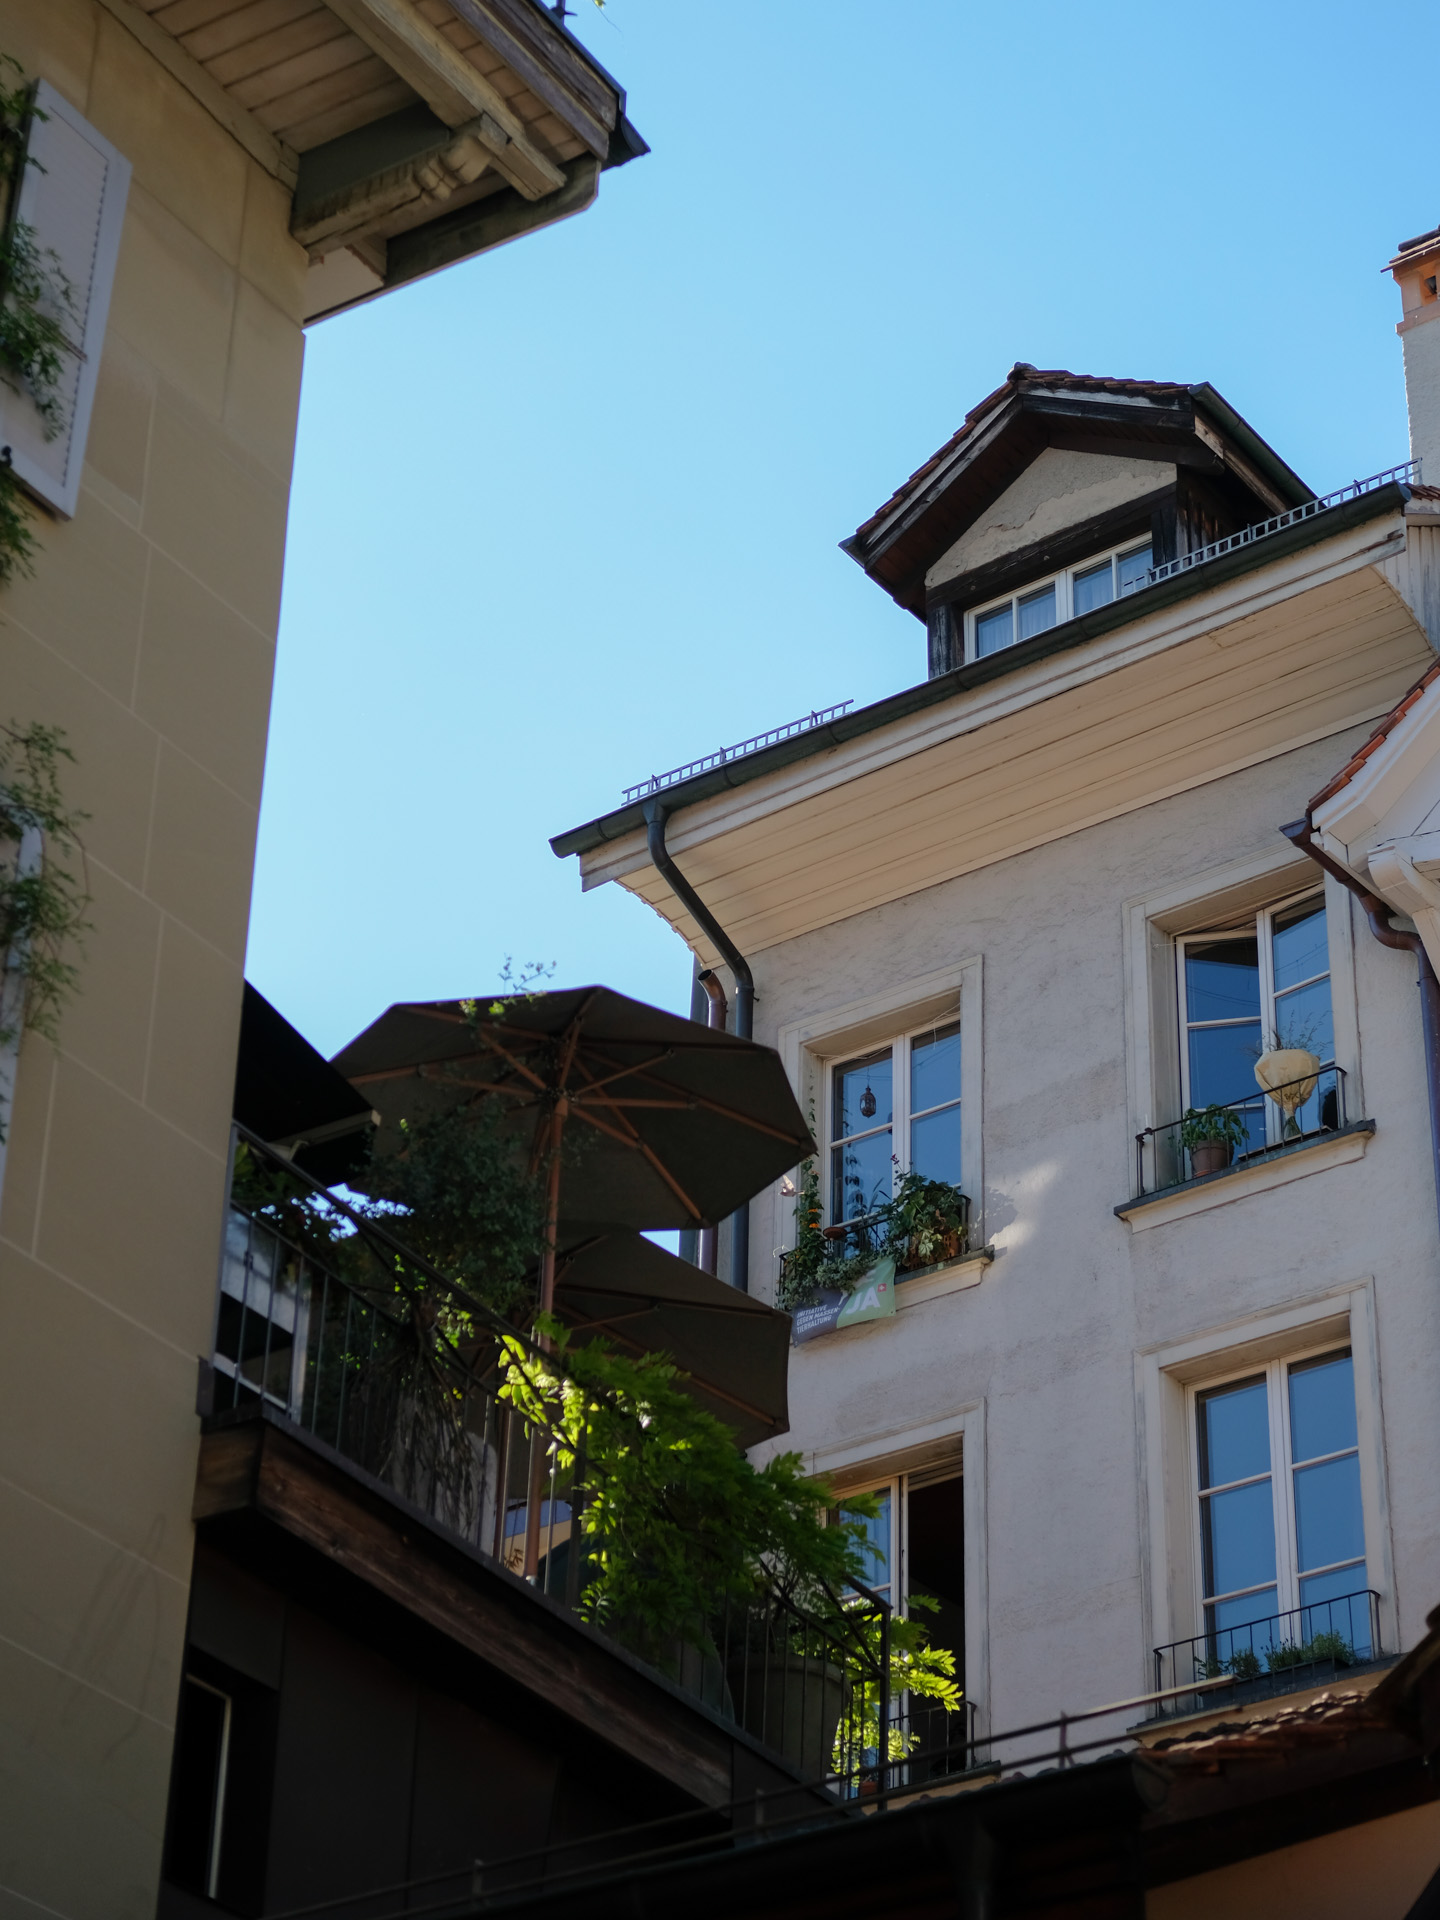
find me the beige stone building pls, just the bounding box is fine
[0,6,641,1915]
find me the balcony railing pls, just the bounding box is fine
[208,1127,894,1783]
[1152,1588,1384,1721]
[1133,1064,1350,1199]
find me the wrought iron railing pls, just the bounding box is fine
[622,701,854,804]
[262,1678,1258,1918]
[776,1194,973,1308]
[1146,460,1421,588]
[1152,1588,1383,1721]
[208,1127,892,1776]
[1133,1064,1350,1200]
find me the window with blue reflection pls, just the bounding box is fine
[844,1489,891,1598]
[1073,559,1113,613]
[1195,1349,1369,1659]
[831,1048,893,1224]
[1017,585,1056,641]
[909,1023,962,1185]
[1116,543,1153,594]
[976,605,1013,657]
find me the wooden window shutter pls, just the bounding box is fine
[0,80,130,519]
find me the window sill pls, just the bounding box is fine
[1114,1120,1375,1233]
[898,1247,995,1306]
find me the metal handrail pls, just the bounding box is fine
[213,1128,893,1763]
[264,1672,1244,1920]
[1134,1063,1349,1199]
[622,701,854,804]
[1152,1588,1383,1720]
[1147,460,1421,587]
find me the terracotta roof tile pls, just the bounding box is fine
[849,365,1192,547]
[1309,656,1440,813]
[1151,1689,1390,1767]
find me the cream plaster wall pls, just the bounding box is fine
[1147,1797,1440,1919]
[925,446,1175,591]
[745,726,1440,1747]
[0,6,309,1916]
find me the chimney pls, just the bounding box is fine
[1390,224,1440,483]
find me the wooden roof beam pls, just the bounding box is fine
[323,0,565,199]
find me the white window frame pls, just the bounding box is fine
[1187,1341,1368,1634]
[1176,884,1335,1150]
[826,1017,963,1228]
[964,535,1154,663]
[775,959,983,1279]
[1134,1282,1394,1678]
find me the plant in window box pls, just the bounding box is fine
[1178,1103,1248,1177]
[1252,1017,1324,1138]
[884,1169,969,1272]
[776,1161,880,1311]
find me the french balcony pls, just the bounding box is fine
[1150,1588,1387,1723]
[1118,1065,1376,1229]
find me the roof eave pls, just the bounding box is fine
[554,482,1410,862]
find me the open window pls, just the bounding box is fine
[1177,888,1337,1154]
[839,1465,966,1783]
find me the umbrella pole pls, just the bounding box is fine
[524,1104,567,1582]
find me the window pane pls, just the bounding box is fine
[832,1126,893,1221]
[1017,584,1056,640]
[1202,1479,1277,1598]
[1288,1351,1357,1463]
[1073,560,1113,614]
[845,1488,891,1594]
[1198,1376,1270,1488]
[835,1049,892,1139]
[1273,976,1332,1062]
[1207,1586,1279,1649]
[910,1022,961,1114]
[1299,1567,1372,1655]
[1293,1454,1365,1576]
[1184,936,1260,1022]
[976,605,1013,657]
[1272,898,1328,990]
[911,1104,962,1186]
[1116,544,1153,593]
[1188,1023,1266,1125]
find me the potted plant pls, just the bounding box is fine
[885,1169,969,1272]
[1179,1103,1248,1177]
[1253,1020,1322,1138]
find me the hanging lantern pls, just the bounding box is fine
[860,1082,877,1120]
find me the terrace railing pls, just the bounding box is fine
[1133,1064,1350,1199]
[207,1127,891,1776]
[1152,1588,1383,1721]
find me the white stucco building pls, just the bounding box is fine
[554,232,1440,1764]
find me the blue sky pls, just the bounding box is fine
[246,0,1437,1058]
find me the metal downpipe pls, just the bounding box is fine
[1281,817,1440,1241]
[644,801,754,1290]
[696,968,727,1275]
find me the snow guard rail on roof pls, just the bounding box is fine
[1148,459,1422,586]
[624,702,854,805]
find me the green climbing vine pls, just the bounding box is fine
[0,721,89,1072]
[0,54,76,582]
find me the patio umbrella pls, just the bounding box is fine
[549,1226,790,1450]
[332,986,815,1314]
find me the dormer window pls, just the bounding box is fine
[969,538,1154,661]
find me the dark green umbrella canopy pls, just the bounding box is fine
[332,986,815,1233]
[549,1226,790,1449]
